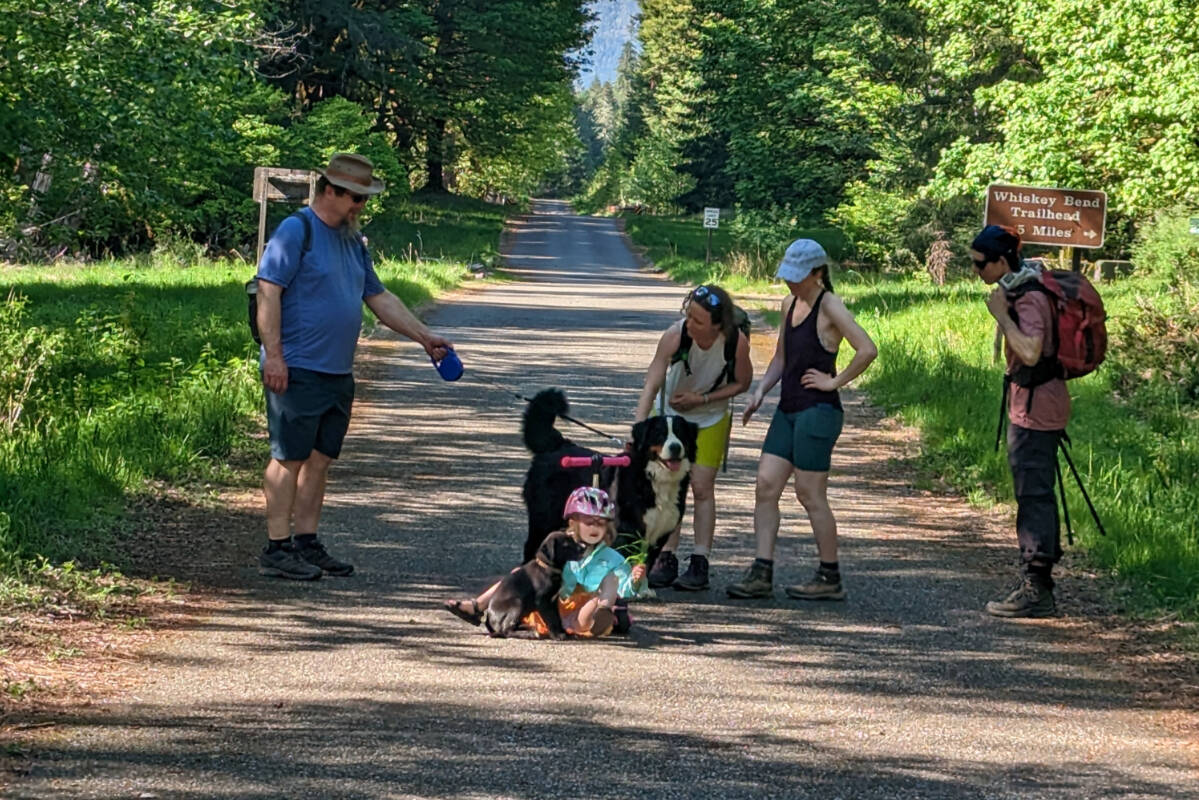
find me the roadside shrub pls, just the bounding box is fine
[1112,282,1199,405]
[1130,207,1199,281]
[1110,211,1199,406]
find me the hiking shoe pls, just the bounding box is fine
[726,561,773,599]
[258,543,322,581]
[986,573,1055,618]
[293,537,354,576]
[648,551,679,588]
[673,554,710,591]
[785,567,846,601]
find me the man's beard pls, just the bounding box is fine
[339,216,361,236]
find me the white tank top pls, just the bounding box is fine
[662,323,731,428]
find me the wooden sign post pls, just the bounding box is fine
[253,167,317,263]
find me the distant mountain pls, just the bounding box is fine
[576,0,639,88]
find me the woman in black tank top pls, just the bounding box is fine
[727,239,877,602]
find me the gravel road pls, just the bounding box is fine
[8,199,1197,800]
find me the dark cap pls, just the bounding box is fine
[972,225,1021,257]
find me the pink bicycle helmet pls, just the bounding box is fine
[563,486,615,520]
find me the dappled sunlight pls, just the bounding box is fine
[10,203,1196,799]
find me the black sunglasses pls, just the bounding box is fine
[334,186,368,204]
[972,255,993,270]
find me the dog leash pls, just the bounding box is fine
[469,373,626,448]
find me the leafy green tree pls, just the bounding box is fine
[927,0,1199,238]
[1,0,280,253]
[263,0,588,194]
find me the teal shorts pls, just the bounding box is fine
[761,404,844,472]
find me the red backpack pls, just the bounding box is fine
[1005,266,1107,387]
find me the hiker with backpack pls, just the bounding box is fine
[254,153,454,581]
[969,224,1107,617]
[727,239,877,602]
[634,284,753,591]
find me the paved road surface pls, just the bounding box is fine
[9,200,1197,799]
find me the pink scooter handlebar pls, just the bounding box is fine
[559,455,630,469]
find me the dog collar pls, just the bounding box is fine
[535,556,562,574]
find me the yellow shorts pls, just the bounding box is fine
[694,413,732,469]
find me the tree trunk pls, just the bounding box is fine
[425,119,447,192]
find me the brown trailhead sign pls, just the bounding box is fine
[984,183,1107,248]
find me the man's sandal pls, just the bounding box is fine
[444,598,484,626]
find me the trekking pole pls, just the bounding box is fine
[1057,437,1108,537]
[721,403,733,473]
[1054,457,1075,546]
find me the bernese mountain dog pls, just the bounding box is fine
[520,388,698,573]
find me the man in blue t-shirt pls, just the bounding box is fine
[254,153,453,581]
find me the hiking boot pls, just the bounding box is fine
[726,561,773,599]
[258,542,322,581]
[648,551,679,588]
[673,554,710,591]
[293,537,354,576]
[785,567,846,601]
[986,572,1055,618]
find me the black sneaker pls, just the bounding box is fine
[258,543,322,581]
[986,572,1055,618]
[673,554,710,591]
[647,551,679,588]
[293,537,354,577]
[612,600,632,635]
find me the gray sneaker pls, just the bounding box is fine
[648,551,679,588]
[785,567,846,601]
[726,561,773,598]
[259,542,322,581]
[986,573,1055,618]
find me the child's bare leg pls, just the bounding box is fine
[445,579,502,626]
[575,575,619,634]
[474,580,502,607]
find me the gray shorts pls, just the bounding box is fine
[761,404,843,472]
[264,367,355,461]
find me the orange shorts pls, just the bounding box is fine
[523,587,612,638]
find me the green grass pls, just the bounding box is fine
[622,215,1199,619]
[622,213,848,288]
[0,193,507,593]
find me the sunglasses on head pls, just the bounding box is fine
[334,186,368,204]
[691,285,721,308]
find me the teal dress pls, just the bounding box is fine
[560,543,640,600]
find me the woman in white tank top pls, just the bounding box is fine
[633,285,753,591]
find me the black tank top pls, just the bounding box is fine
[779,290,842,413]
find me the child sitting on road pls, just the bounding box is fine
[444,486,646,637]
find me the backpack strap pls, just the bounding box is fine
[672,324,694,375]
[1004,283,1063,389]
[708,329,739,394]
[295,210,312,255]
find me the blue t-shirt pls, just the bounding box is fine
[256,207,385,375]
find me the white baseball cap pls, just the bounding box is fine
[776,239,828,283]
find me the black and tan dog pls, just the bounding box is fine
[521,388,698,573]
[485,530,583,639]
